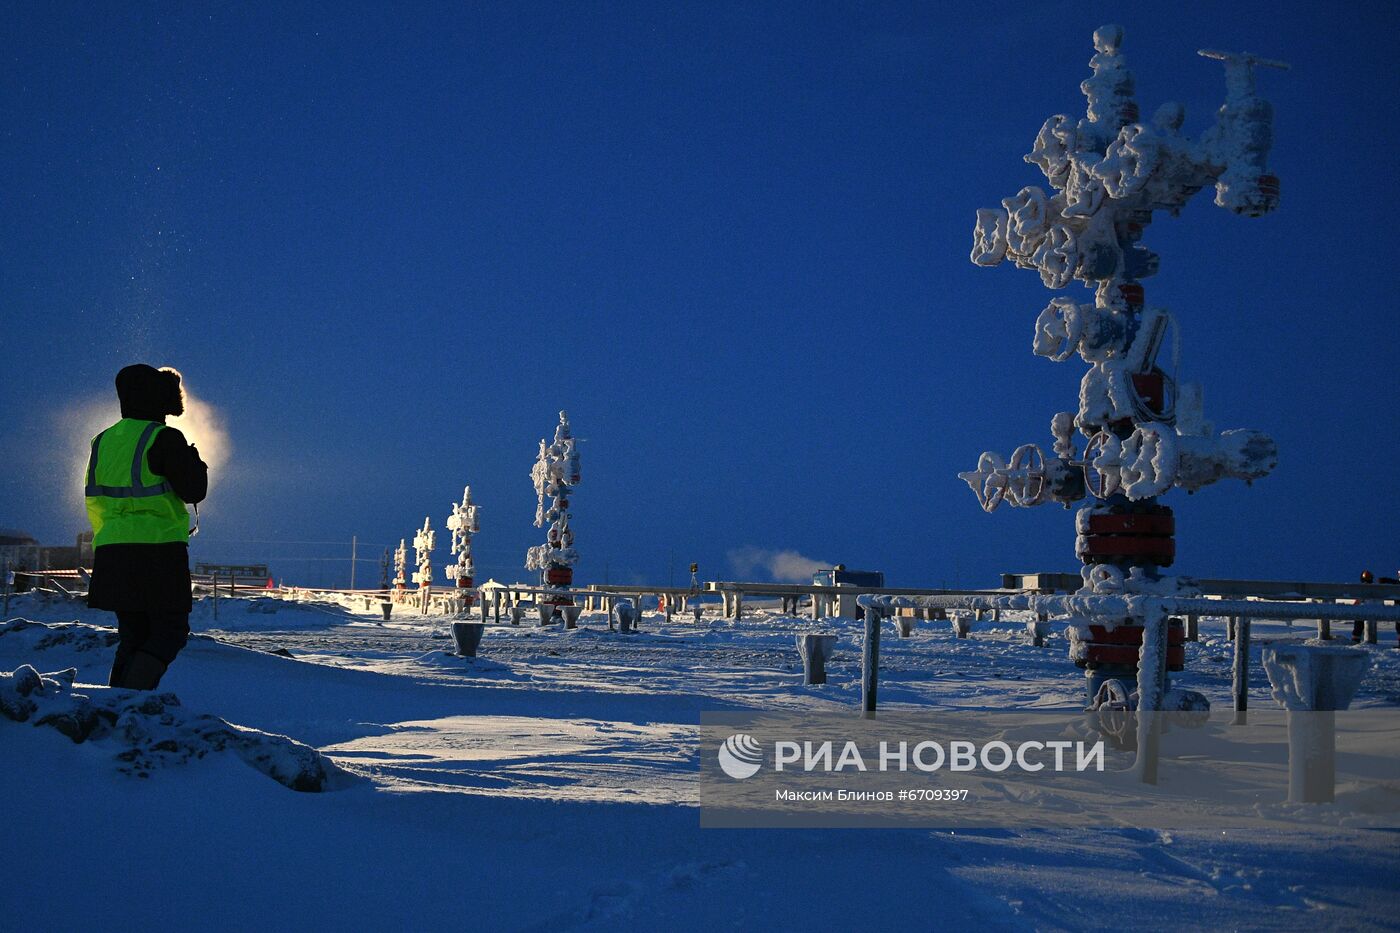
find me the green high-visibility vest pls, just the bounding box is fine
[84,419,191,547]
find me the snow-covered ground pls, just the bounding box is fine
[2,590,1398,930]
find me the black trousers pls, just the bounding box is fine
[112,611,190,683]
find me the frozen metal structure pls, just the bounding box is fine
[525,411,582,614]
[959,26,1287,725]
[1262,645,1368,803]
[445,486,480,608]
[392,538,408,594]
[377,546,394,620]
[412,517,435,594]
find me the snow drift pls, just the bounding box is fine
[0,621,345,792]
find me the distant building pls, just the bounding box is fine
[813,566,885,618]
[812,567,885,589]
[0,529,94,576]
[0,529,41,576]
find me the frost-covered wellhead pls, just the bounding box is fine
[412,517,435,590]
[960,25,1286,706]
[393,538,408,592]
[525,411,581,609]
[445,485,480,606]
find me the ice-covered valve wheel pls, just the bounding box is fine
[1033,298,1086,362]
[1119,422,1177,499]
[1007,443,1048,507]
[1031,224,1079,288]
[972,451,1010,512]
[958,451,1009,513]
[1063,161,1106,218]
[1085,563,1126,593]
[960,446,1060,511]
[1026,114,1075,187]
[1094,123,1161,198]
[1082,431,1122,499]
[971,209,1009,266]
[1089,678,1137,749]
[1090,677,1210,748]
[1002,186,1052,255]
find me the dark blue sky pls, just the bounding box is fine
[3,1,1397,587]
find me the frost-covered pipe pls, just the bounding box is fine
[857,593,1400,623]
[1232,615,1250,725]
[1133,605,1168,784]
[861,606,881,717]
[612,597,636,633]
[797,633,837,685]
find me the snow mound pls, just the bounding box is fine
[0,617,224,677]
[0,664,346,792]
[416,650,510,671]
[189,594,361,632]
[0,617,119,655]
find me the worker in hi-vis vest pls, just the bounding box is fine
[84,364,208,690]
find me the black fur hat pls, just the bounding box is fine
[115,364,185,420]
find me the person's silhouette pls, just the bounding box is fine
[84,364,208,689]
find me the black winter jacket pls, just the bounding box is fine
[87,423,209,613]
